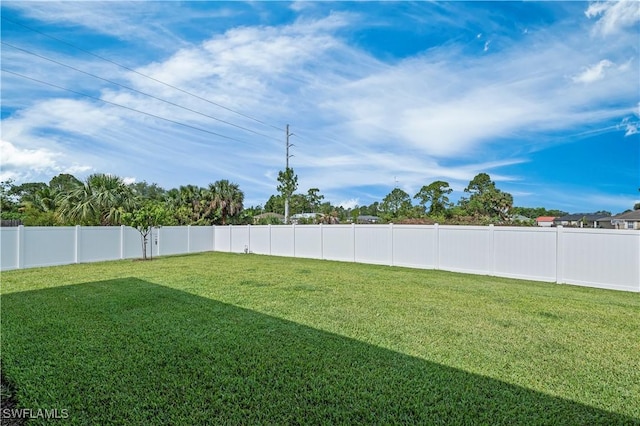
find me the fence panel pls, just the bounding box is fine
[0,227,19,270]
[157,227,187,256]
[188,226,211,253]
[294,225,322,259]
[355,225,391,265]
[439,226,491,275]
[78,227,121,263]
[493,227,557,282]
[123,227,143,259]
[214,226,232,252]
[270,226,295,257]
[392,225,437,269]
[322,225,354,262]
[23,227,75,268]
[230,226,250,253]
[561,229,640,292]
[248,226,271,255]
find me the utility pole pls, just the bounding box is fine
[285,124,294,224]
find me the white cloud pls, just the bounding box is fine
[338,198,360,209]
[586,0,640,36]
[0,139,92,183]
[483,40,491,52]
[572,59,614,84]
[0,139,58,170]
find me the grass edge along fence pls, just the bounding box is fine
[1,224,638,292]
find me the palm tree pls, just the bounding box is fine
[57,174,136,225]
[207,180,244,225]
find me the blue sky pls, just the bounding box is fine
[1,1,639,214]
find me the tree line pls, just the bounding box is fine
[1,171,572,227]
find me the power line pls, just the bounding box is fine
[2,68,250,143]
[2,41,281,143]
[1,16,284,132]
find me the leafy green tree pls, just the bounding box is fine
[277,168,298,223]
[129,181,167,201]
[290,194,309,215]
[380,188,412,220]
[461,173,513,220]
[122,202,168,260]
[49,174,82,193]
[166,185,210,225]
[264,194,285,214]
[0,180,22,221]
[306,188,324,212]
[8,182,48,202]
[57,173,137,225]
[21,185,61,225]
[414,181,453,216]
[206,180,244,225]
[359,201,381,217]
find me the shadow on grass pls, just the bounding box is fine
[1,279,636,425]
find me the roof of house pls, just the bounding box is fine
[555,213,609,222]
[611,210,640,221]
[536,216,556,222]
[357,215,381,220]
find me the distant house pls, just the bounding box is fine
[597,210,640,230]
[536,216,556,227]
[553,213,608,228]
[290,213,321,224]
[357,215,382,224]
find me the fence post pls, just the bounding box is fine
[268,224,272,255]
[120,225,125,259]
[319,223,324,260]
[228,226,232,252]
[247,224,251,254]
[212,225,216,252]
[74,225,80,264]
[17,225,24,269]
[292,223,296,258]
[389,223,394,266]
[187,225,191,254]
[352,223,356,262]
[434,223,440,270]
[488,224,495,276]
[556,226,564,284]
[156,227,161,257]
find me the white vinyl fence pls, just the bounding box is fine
[1,224,638,292]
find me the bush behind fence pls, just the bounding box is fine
[1,224,638,292]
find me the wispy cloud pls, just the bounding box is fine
[572,59,614,84]
[585,0,640,36]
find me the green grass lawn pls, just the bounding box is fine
[1,252,639,425]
